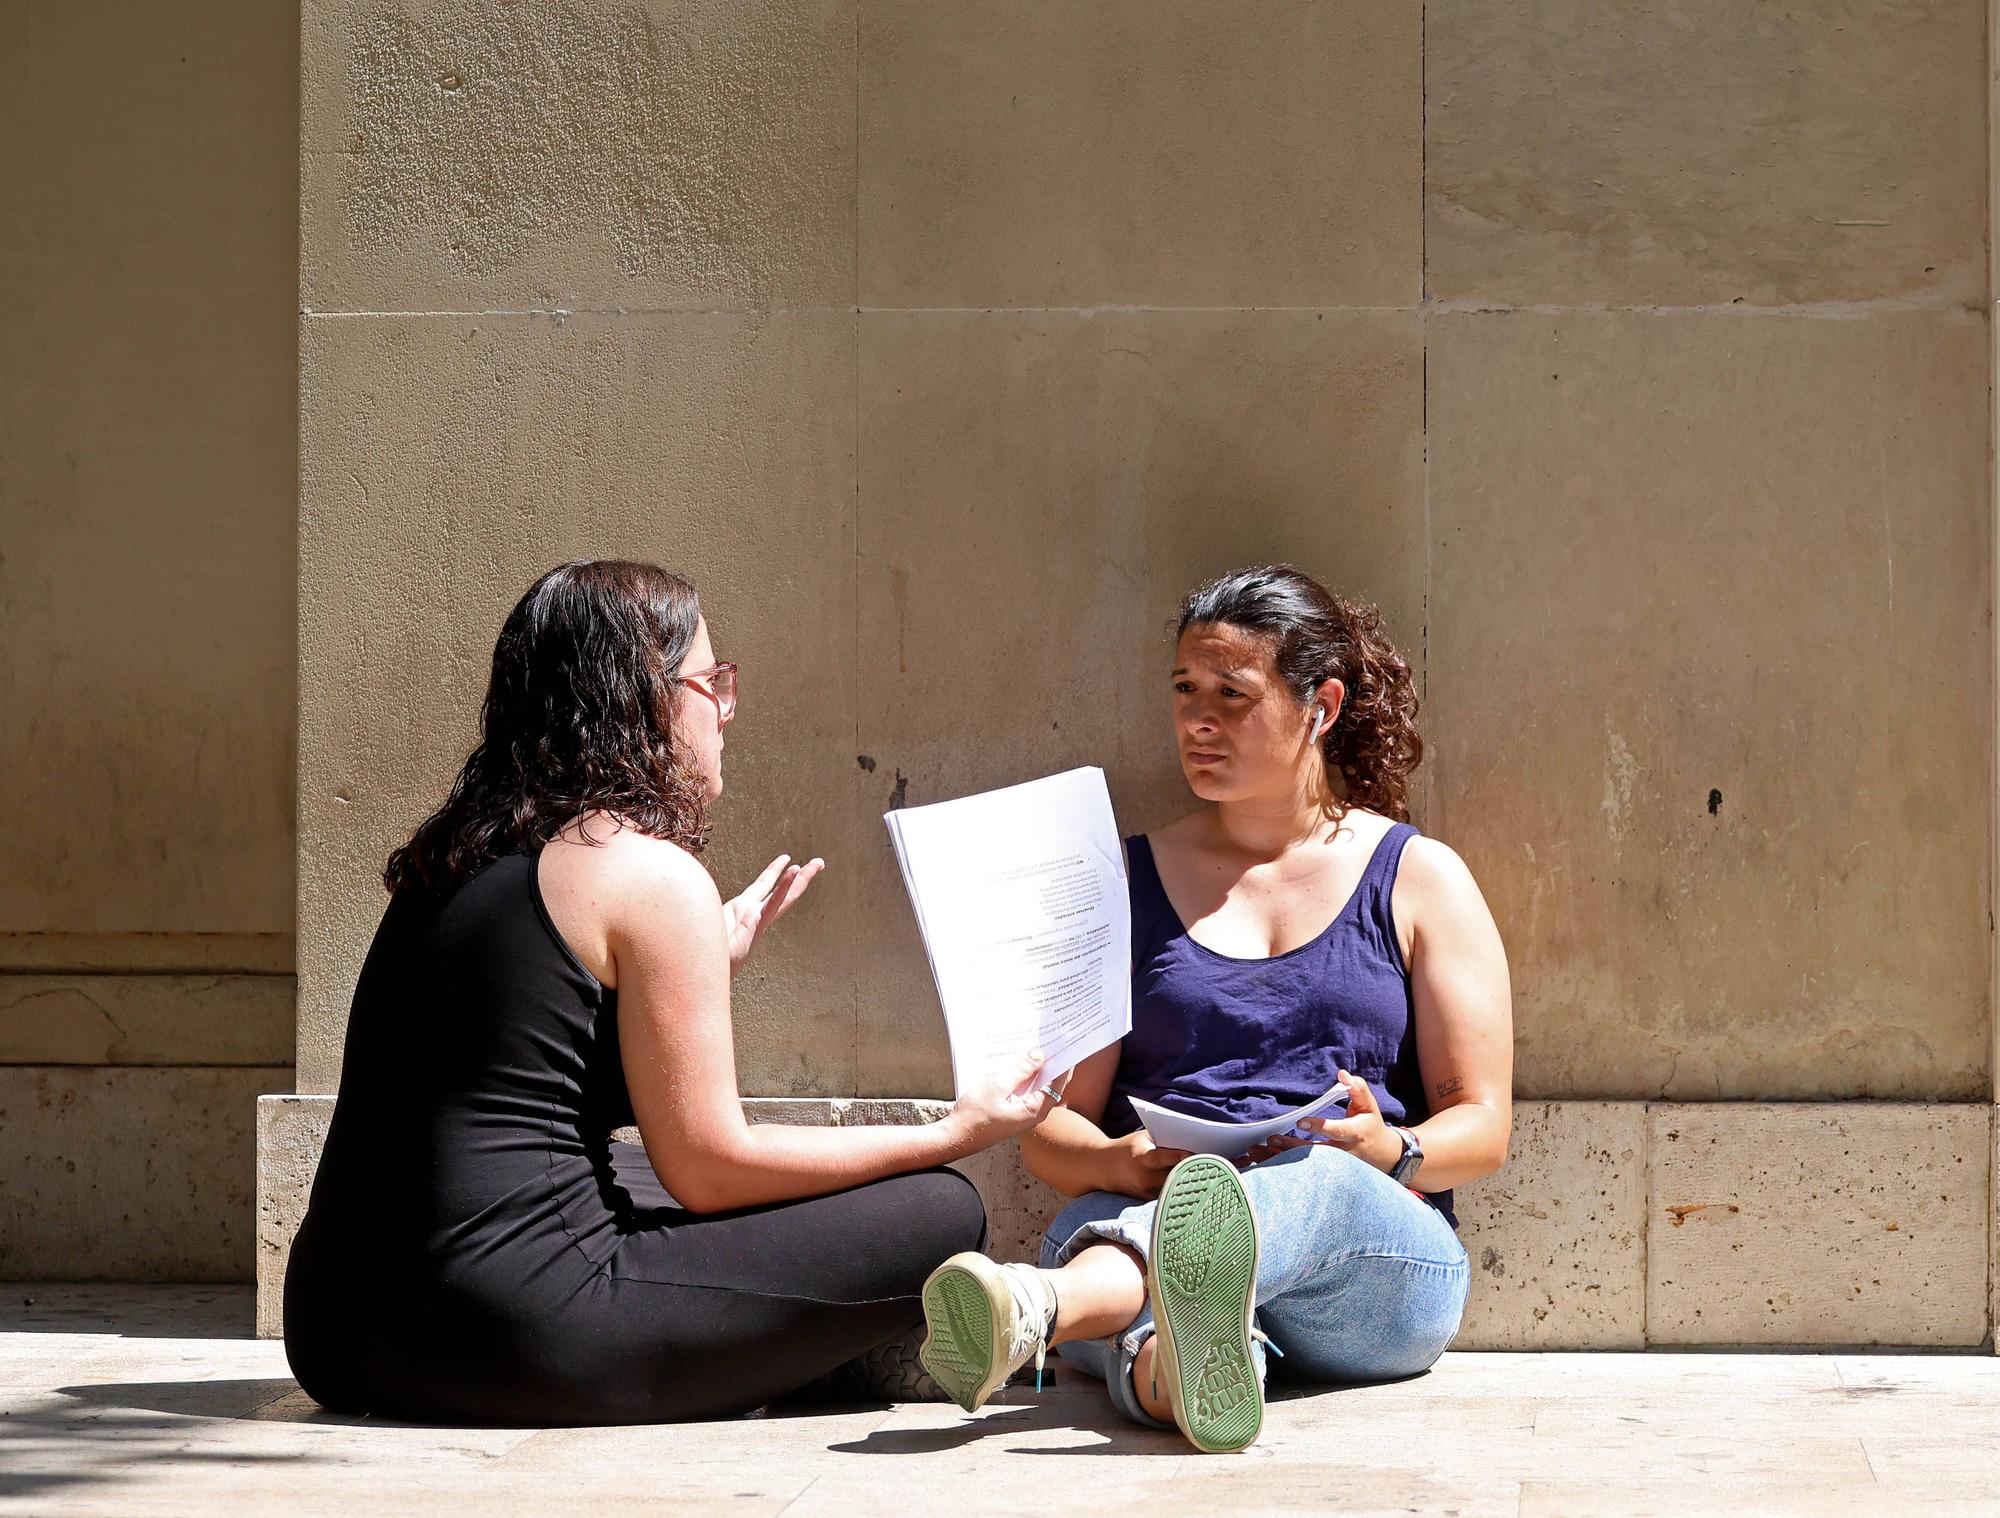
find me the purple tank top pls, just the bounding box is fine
[1106,822,1455,1229]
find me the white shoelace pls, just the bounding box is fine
[996,1263,1059,1391]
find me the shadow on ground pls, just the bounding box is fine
[0,1381,313,1504]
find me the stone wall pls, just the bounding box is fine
[297,0,1991,1101]
[281,1,1996,1345]
[1,2,298,1279]
[5,0,1992,1333]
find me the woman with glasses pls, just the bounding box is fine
[916,565,1513,1452]
[283,559,1055,1425]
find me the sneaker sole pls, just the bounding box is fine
[829,1329,953,1402]
[918,1255,1011,1413]
[1149,1154,1262,1453]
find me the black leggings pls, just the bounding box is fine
[286,1152,988,1426]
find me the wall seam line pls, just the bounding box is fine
[1641,1100,1654,1348]
[294,300,1986,321]
[852,0,863,1100]
[1988,0,2000,1356]
[1420,0,1432,825]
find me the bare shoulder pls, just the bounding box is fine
[537,816,720,985]
[586,822,718,917]
[1394,833,1501,942]
[1397,833,1478,893]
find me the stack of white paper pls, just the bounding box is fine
[885,767,1132,1099]
[1128,1080,1351,1159]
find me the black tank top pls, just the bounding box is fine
[289,850,632,1323]
[283,846,994,1425]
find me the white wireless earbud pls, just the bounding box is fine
[1308,708,1326,742]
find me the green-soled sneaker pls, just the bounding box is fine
[1148,1153,1263,1453]
[917,1252,1057,1414]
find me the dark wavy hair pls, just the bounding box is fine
[1176,564,1422,822]
[383,559,711,895]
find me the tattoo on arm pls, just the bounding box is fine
[1434,1076,1464,1099]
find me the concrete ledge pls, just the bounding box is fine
[255,1094,332,1338]
[0,1066,292,1281]
[255,1095,1995,1349]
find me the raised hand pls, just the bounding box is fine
[722,854,824,977]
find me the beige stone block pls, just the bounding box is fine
[301,0,856,314]
[1428,311,1991,1101]
[855,308,1424,1092]
[298,309,858,1095]
[1427,2,1987,306]
[1452,1102,1646,1350]
[255,1094,333,1338]
[0,0,296,938]
[860,1,1419,309]
[0,975,292,1066]
[0,1067,289,1282]
[1646,1103,1990,1345]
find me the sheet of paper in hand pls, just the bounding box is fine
[1129,1079,1352,1159]
[884,766,1132,1100]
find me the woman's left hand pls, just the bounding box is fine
[723,854,823,977]
[1242,1069,1403,1175]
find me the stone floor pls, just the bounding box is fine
[3,1286,1997,1517]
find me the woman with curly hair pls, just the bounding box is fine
[917,565,1513,1453]
[284,560,1053,1425]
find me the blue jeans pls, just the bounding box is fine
[1039,1143,1471,1429]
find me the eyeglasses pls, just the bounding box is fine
[675,660,738,721]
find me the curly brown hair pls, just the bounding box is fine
[383,559,711,895]
[1176,564,1423,821]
